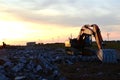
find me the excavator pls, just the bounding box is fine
[65,24,117,63]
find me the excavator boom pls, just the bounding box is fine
[77,24,103,50]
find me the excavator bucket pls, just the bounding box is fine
[97,49,117,63]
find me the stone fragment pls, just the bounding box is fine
[36,65,42,71]
[12,63,24,72]
[0,73,9,80]
[15,76,25,80]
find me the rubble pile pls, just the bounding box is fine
[0,46,115,80]
[0,47,67,80]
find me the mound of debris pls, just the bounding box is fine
[0,47,67,80]
[0,45,119,80]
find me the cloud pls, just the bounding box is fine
[1,0,120,27]
[0,0,120,44]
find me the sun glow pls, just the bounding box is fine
[0,21,25,38]
[0,19,81,45]
[1,7,119,45]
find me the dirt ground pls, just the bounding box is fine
[59,51,120,80]
[59,50,120,80]
[58,62,120,80]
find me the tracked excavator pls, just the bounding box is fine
[65,24,117,63]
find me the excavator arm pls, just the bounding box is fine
[77,24,103,50]
[76,24,105,61]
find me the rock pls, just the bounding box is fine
[38,76,43,80]
[12,63,24,72]
[76,68,80,71]
[0,73,9,80]
[26,60,35,70]
[36,65,42,72]
[27,73,36,80]
[0,65,4,69]
[0,47,67,80]
[0,59,6,65]
[15,76,25,80]
[97,72,103,77]
[19,57,27,64]
[118,73,120,76]
[56,56,60,60]
[65,60,73,65]
[82,73,89,77]
[59,77,67,80]
[0,65,5,74]
[4,61,13,67]
[42,78,48,80]
[53,70,60,77]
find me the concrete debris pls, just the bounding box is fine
[36,65,42,71]
[12,63,24,72]
[76,68,80,71]
[96,72,104,76]
[0,47,67,80]
[15,76,25,80]
[0,46,119,80]
[0,73,9,80]
[0,65,5,74]
[4,61,13,67]
[19,57,27,63]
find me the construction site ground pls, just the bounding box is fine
[58,61,120,80]
[58,49,120,80]
[0,42,120,80]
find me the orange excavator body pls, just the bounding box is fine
[65,24,103,55]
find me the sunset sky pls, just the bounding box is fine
[0,0,120,45]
